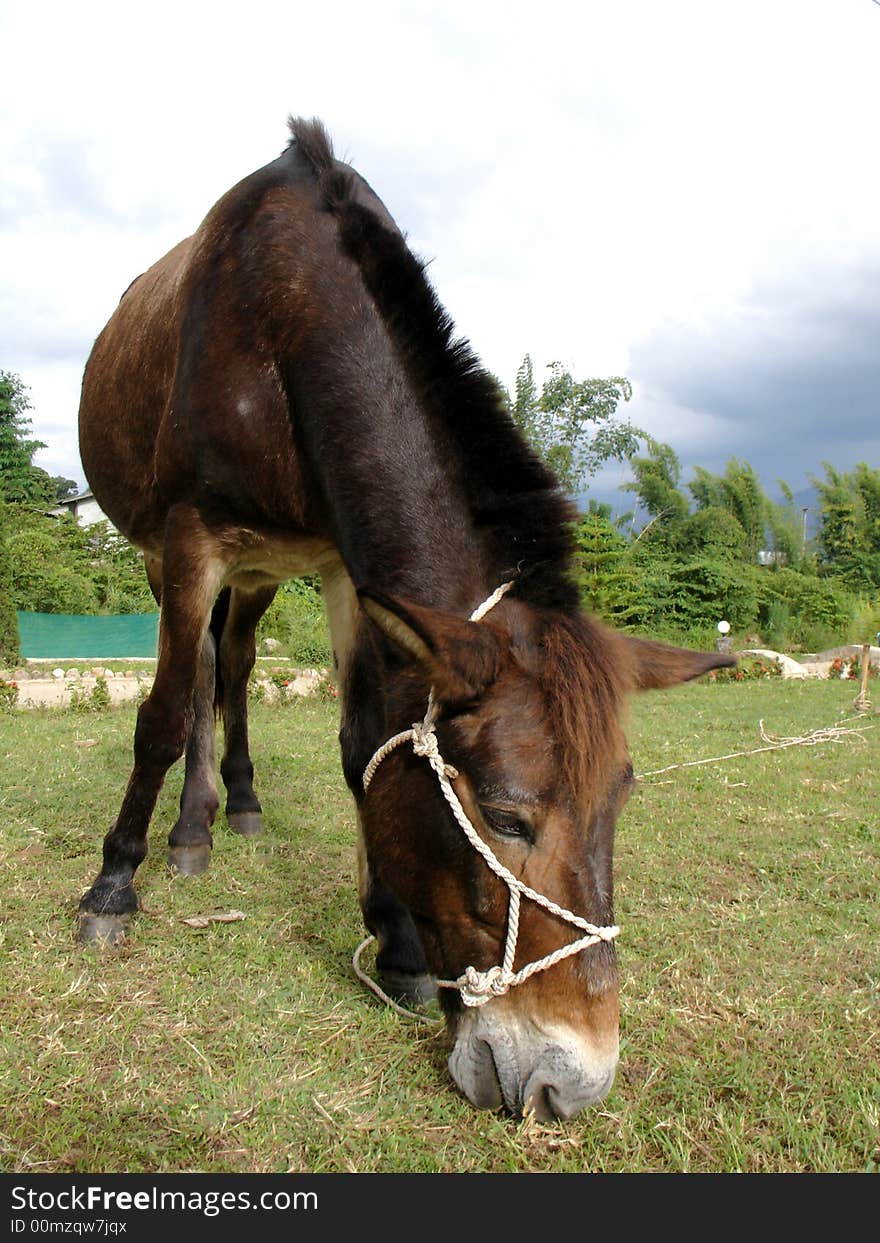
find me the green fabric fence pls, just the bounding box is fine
[16,612,159,659]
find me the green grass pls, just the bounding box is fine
[0,680,877,1172]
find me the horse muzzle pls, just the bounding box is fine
[448,1005,619,1121]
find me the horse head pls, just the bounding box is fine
[358,587,730,1119]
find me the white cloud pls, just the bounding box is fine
[2,0,878,493]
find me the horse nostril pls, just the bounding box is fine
[526,1080,569,1122]
[448,1036,504,1111]
[524,1063,616,1121]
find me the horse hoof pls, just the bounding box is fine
[167,844,212,875]
[77,911,131,947]
[227,811,262,837]
[379,970,438,1006]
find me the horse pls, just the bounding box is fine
[76,118,734,1121]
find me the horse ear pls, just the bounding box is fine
[358,589,508,703]
[617,634,737,691]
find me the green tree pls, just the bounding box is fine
[574,501,628,614]
[0,371,53,505]
[512,354,540,444]
[813,462,880,590]
[510,357,637,497]
[679,505,748,560]
[49,476,80,502]
[6,511,99,614]
[764,481,805,569]
[621,438,690,547]
[687,459,766,562]
[0,495,20,665]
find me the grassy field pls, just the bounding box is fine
[0,678,877,1173]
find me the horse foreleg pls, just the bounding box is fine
[218,584,277,837]
[77,507,227,945]
[142,555,219,875]
[165,629,219,875]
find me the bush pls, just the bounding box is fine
[757,568,855,649]
[665,558,759,631]
[708,655,783,683]
[7,521,100,613]
[256,578,332,667]
[593,552,675,632]
[69,675,112,713]
[0,676,19,710]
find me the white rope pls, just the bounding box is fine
[360,580,619,1009]
[351,935,436,1022]
[468,579,515,621]
[636,718,872,779]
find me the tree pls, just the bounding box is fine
[574,500,628,614]
[764,480,805,569]
[813,462,880,590]
[621,438,690,546]
[687,459,766,562]
[0,371,53,505]
[510,356,637,497]
[0,495,20,665]
[512,355,540,445]
[49,476,80,502]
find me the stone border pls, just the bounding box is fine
[1,666,328,708]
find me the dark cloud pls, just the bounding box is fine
[627,260,880,490]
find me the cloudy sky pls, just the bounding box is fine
[2,0,878,513]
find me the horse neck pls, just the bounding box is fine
[289,349,496,616]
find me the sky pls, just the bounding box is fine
[1,0,878,516]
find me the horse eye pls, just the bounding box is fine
[480,806,532,842]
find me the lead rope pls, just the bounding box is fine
[358,582,619,1011]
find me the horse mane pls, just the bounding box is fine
[286,117,581,613]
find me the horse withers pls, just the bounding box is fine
[76,118,734,1120]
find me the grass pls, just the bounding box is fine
[0,679,877,1173]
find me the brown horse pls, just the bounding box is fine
[77,118,733,1120]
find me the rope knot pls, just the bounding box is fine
[411,720,458,779]
[410,719,439,760]
[459,965,511,1008]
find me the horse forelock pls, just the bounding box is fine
[538,611,629,811]
[286,115,336,175]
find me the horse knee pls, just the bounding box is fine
[134,698,187,770]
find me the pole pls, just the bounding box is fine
[854,643,871,713]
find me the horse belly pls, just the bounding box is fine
[223,534,339,589]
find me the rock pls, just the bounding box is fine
[261,637,282,655]
[799,661,834,679]
[65,668,81,679]
[52,668,65,679]
[815,644,880,668]
[738,649,810,679]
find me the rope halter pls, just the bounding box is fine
[361,581,620,1008]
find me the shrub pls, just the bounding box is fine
[757,568,855,648]
[256,578,331,666]
[665,558,759,631]
[0,676,19,710]
[69,675,112,713]
[708,655,783,683]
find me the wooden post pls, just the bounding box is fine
[853,643,871,713]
